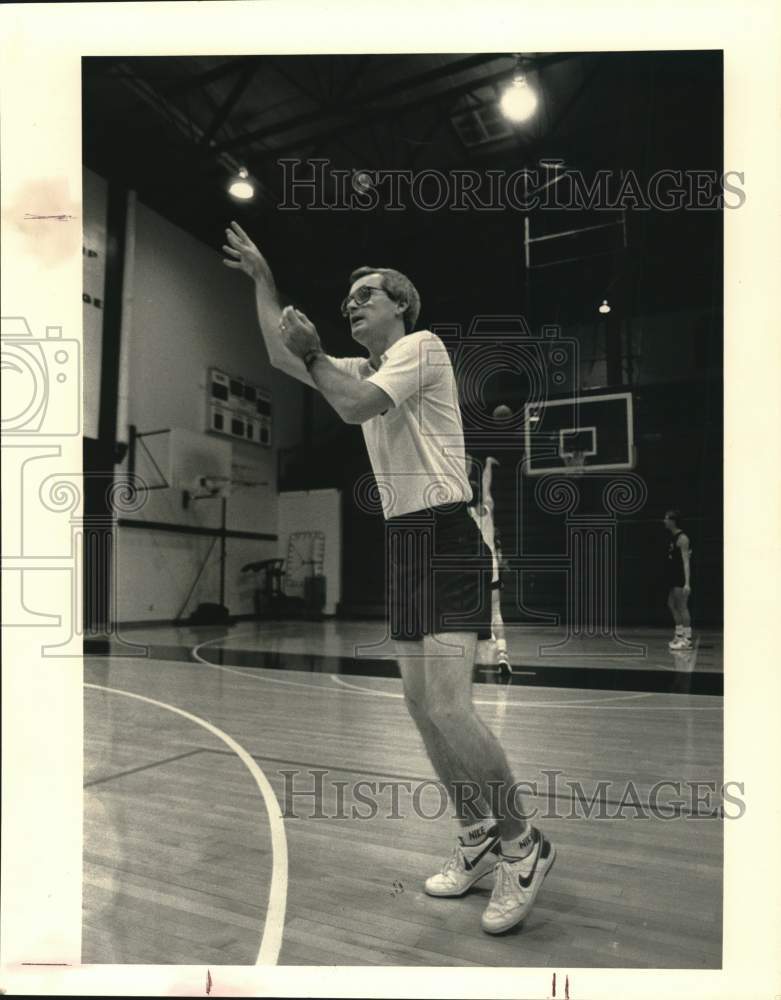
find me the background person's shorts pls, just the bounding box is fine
[386,502,494,642]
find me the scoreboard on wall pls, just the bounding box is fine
[208,367,272,447]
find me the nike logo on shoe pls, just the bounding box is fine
[517,835,550,889]
[463,838,501,872]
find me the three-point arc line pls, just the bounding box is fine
[191,630,720,710]
[83,682,288,965]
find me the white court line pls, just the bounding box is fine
[192,636,721,709]
[195,639,637,707]
[330,673,401,699]
[84,682,288,966]
[192,640,357,694]
[329,672,656,708]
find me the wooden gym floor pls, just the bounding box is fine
[83,620,723,968]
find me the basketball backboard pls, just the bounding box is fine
[523,391,635,475]
[169,428,232,495]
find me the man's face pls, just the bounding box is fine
[663,514,675,531]
[344,273,401,345]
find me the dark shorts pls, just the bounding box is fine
[386,502,494,642]
[666,570,686,590]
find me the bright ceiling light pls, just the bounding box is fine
[500,73,538,123]
[228,167,254,201]
[599,299,611,314]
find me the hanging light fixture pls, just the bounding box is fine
[500,55,538,123]
[228,167,254,201]
[599,299,611,314]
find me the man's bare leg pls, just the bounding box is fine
[670,587,693,648]
[668,587,685,646]
[675,588,691,628]
[418,632,527,841]
[396,640,490,824]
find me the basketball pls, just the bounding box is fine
[352,171,374,193]
[493,404,513,419]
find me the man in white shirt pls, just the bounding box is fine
[223,220,555,935]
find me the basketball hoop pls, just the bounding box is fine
[193,476,231,498]
[199,475,232,497]
[561,450,586,476]
[183,474,232,506]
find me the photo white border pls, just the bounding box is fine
[2,1,780,996]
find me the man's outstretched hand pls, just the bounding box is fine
[280,305,321,360]
[222,221,272,283]
[224,221,321,362]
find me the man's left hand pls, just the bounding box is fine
[280,305,321,359]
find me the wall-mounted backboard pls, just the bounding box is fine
[524,391,635,475]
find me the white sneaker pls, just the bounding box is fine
[424,830,502,897]
[481,828,556,934]
[669,636,693,650]
[497,648,512,673]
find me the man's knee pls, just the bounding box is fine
[400,668,432,722]
[424,631,477,663]
[403,684,427,720]
[427,698,472,735]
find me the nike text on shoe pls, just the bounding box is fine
[424,832,502,897]
[481,828,556,934]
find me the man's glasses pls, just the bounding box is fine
[340,284,393,317]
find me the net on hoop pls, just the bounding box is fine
[561,450,586,476]
[193,474,232,499]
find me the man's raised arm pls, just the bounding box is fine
[482,456,498,512]
[222,221,315,387]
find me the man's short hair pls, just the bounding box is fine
[349,266,421,333]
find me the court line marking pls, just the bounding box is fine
[191,631,721,701]
[84,748,204,788]
[84,682,288,966]
[192,647,354,694]
[329,673,660,708]
[189,640,720,709]
[192,633,723,708]
[194,640,637,706]
[179,747,722,819]
[329,673,401,699]
[193,625,719,666]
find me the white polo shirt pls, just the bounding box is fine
[328,330,472,519]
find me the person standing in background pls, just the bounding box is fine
[467,455,512,675]
[664,509,693,649]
